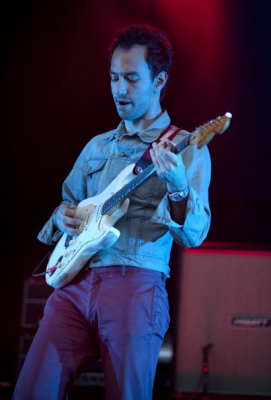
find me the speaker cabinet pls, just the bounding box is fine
[171,244,271,396]
[20,277,54,329]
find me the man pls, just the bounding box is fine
[14,25,211,399]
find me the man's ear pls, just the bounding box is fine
[154,71,168,93]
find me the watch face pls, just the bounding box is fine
[169,187,189,201]
[171,192,183,201]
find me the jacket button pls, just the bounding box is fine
[118,152,126,157]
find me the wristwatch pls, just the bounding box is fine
[168,187,190,202]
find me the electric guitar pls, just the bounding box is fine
[45,112,232,288]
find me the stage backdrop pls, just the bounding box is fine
[2,0,271,384]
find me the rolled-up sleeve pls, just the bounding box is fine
[150,142,211,248]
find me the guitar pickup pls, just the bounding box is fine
[64,235,73,249]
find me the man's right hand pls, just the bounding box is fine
[53,204,83,236]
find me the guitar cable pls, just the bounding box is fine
[31,250,53,277]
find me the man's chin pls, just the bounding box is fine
[116,110,133,121]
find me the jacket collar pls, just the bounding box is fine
[107,110,171,143]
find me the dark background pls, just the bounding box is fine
[1,0,271,385]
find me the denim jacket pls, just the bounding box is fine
[38,111,211,277]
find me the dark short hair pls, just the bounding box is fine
[109,24,173,98]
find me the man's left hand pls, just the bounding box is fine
[150,140,188,192]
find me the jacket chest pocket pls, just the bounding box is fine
[84,159,107,196]
[84,158,132,196]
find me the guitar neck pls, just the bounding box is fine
[101,133,193,215]
[101,163,156,215]
[101,111,232,216]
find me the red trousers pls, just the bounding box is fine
[13,266,170,400]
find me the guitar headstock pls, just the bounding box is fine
[190,112,232,148]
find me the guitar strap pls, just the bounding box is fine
[133,124,181,175]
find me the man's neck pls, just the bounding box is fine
[124,109,163,134]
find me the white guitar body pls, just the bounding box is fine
[45,163,135,288]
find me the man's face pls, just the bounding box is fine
[110,45,158,122]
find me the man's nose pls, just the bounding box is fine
[115,78,127,96]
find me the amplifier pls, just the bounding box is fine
[171,245,271,397]
[20,277,54,329]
